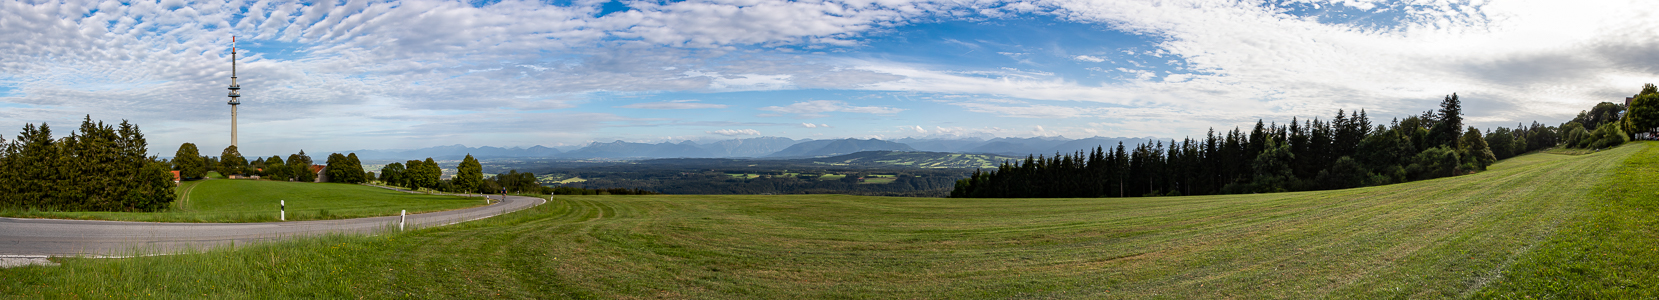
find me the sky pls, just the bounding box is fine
[1,0,1656,156]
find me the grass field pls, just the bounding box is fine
[0,180,487,223]
[2,142,1656,298]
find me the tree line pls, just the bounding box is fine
[951,93,1572,198]
[0,116,175,211]
[562,169,963,197]
[376,154,561,195]
[172,143,377,186]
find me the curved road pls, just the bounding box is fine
[0,193,545,257]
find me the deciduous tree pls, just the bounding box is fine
[453,154,483,193]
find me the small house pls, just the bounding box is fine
[312,165,328,183]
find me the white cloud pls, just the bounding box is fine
[619,100,729,109]
[707,129,761,136]
[759,100,903,118]
[801,123,831,128]
[3,0,1656,152]
[841,0,1659,132]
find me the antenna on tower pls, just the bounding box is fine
[228,35,242,147]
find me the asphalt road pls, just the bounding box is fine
[0,193,545,257]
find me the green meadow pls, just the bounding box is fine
[2,142,1656,298]
[0,179,486,223]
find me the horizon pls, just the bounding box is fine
[2,0,1655,156]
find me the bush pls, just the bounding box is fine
[1409,147,1461,180]
[1316,156,1367,190]
[1587,122,1628,149]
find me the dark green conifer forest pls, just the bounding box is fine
[953,94,1570,198]
[0,116,176,211]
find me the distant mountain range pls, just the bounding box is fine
[340,136,1160,161]
[766,138,915,158]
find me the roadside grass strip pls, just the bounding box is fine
[0,143,1651,298]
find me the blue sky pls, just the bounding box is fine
[1,0,1656,156]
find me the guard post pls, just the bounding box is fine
[280,200,285,221]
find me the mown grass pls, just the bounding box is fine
[0,180,487,223]
[0,142,1652,298]
[1474,141,1659,297]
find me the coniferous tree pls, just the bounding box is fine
[0,118,172,211]
[1427,94,1464,148]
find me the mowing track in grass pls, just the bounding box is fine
[0,143,1650,298]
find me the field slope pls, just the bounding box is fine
[0,180,485,222]
[1,142,1654,298]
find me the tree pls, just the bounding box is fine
[220,145,247,176]
[1408,147,1460,180]
[173,143,206,179]
[1427,93,1464,149]
[1575,102,1626,130]
[266,155,288,181]
[1315,156,1365,190]
[288,150,315,182]
[1,117,173,211]
[1460,127,1496,170]
[1586,121,1628,149]
[324,153,349,183]
[1484,128,1517,159]
[380,162,405,186]
[422,158,441,188]
[1250,137,1295,193]
[345,153,365,183]
[403,158,440,189]
[1624,84,1659,138]
[453,154,483,193]
[496,170,540,193]
[1564,123,1592,148]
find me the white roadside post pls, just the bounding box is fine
[280,200,285,221]
[400,210,406,231]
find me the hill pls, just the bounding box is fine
[346,144,562,160]
[766,138,916,158]
[10,143,1655,297]
[696,136,801,157]
[329,136,1161,161]
[560,140,713,158]
[805,151,1017,169]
